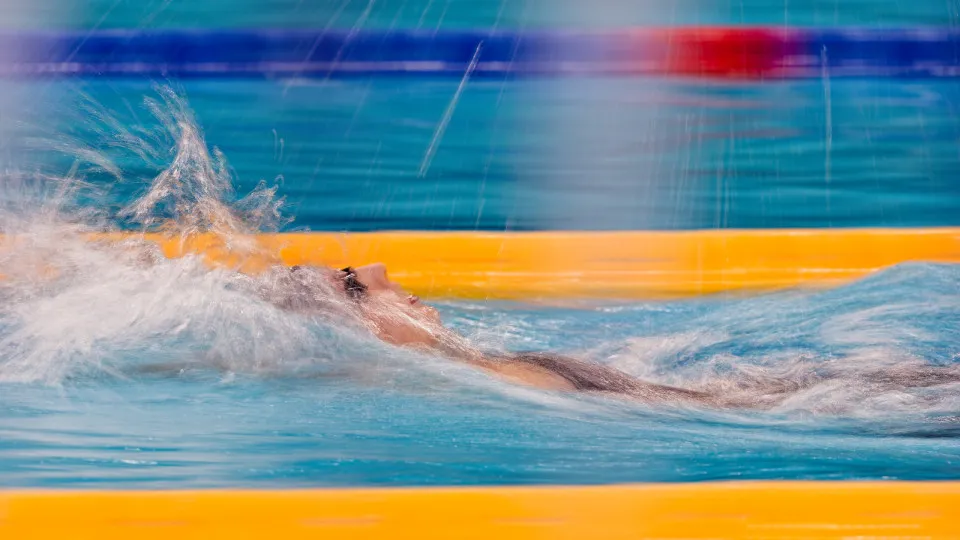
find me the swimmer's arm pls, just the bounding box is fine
[472,356,579,391]
[470,352,718,404]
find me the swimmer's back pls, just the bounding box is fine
[507,352,712,404]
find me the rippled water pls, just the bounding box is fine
[2,263,960,488]
[0,86,957,488]
[3,76,960,231]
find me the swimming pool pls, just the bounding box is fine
[5,76,960,231]
[0,85,958,489]
[0,0,958,492]
[2,260,959,488]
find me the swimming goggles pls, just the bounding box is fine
[339,267,368,300]
[289,265,368,301]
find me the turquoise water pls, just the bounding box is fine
[1,261,959,488]
[2,0,957,29]
[4,77,960,231]
[0,0,958,488]
[0,83,957,488]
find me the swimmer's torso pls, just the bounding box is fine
[493,353,713,404]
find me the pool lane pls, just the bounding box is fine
[2,482,959,539]
[64,227,960,299]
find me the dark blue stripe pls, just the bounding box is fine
[0,28,957,78]
[806,29,960,77]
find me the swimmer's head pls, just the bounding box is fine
[334,263,443,348]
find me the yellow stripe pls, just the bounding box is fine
[98,227,960,299]
[1,482,959,539]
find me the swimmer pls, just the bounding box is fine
[272,263,960,409]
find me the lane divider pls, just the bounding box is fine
[0,27,957,78]
[1,482,959,539]
[80,227,960,299]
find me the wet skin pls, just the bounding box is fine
[339,263,960,408]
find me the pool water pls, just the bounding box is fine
[1,0,960,489]
[1,264,959,488]
[4,77,960,231]
[0,86,958,488]
[2,0,956,29]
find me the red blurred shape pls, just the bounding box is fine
[641,27,798,79]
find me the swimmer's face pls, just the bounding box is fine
[342,263,443,347]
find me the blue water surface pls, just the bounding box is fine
[0,262,958,488]
[0,0,958,490]
[3,76,960,231]
[1,0,956,29]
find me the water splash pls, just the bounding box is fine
[0,86,376,385]
[0,85,957,427]
[120,86,288,238]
